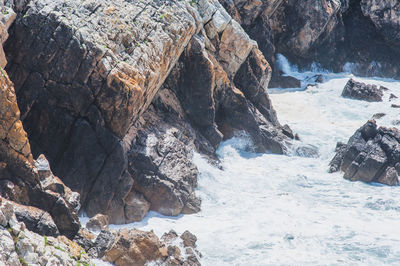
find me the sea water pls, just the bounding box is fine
[109,56,400,265]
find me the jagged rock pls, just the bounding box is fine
[342,79,383,102]
[329,120,400,185]
[4,0,199,223]
[128,99,202,217]
[329,142,348,173]
[221,0,400,78]
[180,230,197,248]
[86,229,116,259]
[360,0,400,45]
[86,214,109,232]
[234,48,279,126]
[36,155,81,213]
[0,197,94,265]
[3,0,291,225]
[0,62,79,238]
[11,200,59,237]
[102,228,167,266]
[0,3,16,68]
[161,230,179,243]
[389,93,398,100]
[0,226,19,265]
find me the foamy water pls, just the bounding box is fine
[107,57,400,265]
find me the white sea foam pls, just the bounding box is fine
[100,56,400,265]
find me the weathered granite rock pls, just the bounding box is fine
[3,0,291,223]
[4,0,199,222]
[123,190,150,223]
[11,199,59,237]
[102,228,166,266]
[329,120,400,186]
[0,63,79,238]
[360,0,400,46]
[0,197,94,265]
[221,0,400,79]
[0,2,16,68]
[90,227,202,266]
[342,79,383,102]
[128,88,203,217]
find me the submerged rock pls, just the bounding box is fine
[341,79,383,102]
[329,120,400,186]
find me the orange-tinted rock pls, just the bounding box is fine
[103,228,166,266]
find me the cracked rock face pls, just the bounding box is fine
[329,120,400,186]
[341,78,384,102]
[220,0,400,79]
[3,0,291,224]
[4,0,199,223]
[0,59,79,238]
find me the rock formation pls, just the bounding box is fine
[341,78,384,102]
[9,0,400,263]
[0,197,93,265]
[330,120,400,186]
[1,0,292,226]
[0,57,80,238]
[220,0,400,80]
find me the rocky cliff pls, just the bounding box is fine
[3,0,400,264]
[2,0,292,228]
[220,0,400,80]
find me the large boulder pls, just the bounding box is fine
[11,199,59,237]
[329,120,400,186]
[341,78,384,102]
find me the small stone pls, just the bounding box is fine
[389,93,398,100]
[161,230,179,243]
[372,113,386,119]
[86,214,109,232]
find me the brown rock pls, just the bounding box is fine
[161,230,179,244]
[86,214,109,232]
[180,230,197,248]
[103,228,166,266]
[123,190,150,223]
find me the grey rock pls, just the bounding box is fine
[342,79,383,102]
[329,120,400,185]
